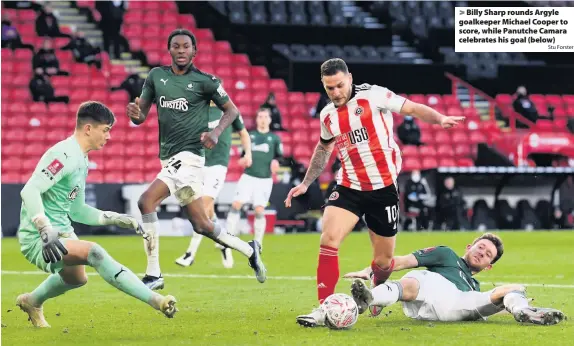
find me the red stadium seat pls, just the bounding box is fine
[421,157,438,169]
[288,92,305,104]
[125,146,145,157]
[418,145,437,157]
[4,129,25,142]
[104,171,124,183]
[438,158,456,167]
[454,144,471,157]
[269,79,286,92]
[305,92,320,105]
[282,143,292,157]
[401,145,418,157]
[434,132,451,144]
[469,131,487,143]
[144,160,161,171]
[437,145,454,157]
[457,158,474,167]
[293,145,312,158]
[2,157,22,173]
[451,131,468,143]
[124,171,145,183]
[87,171,104,183]
[401,158,421,172]
[26,129,47,142]
[24,143,45,156]
[1,172,22,183]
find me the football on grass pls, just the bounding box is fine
[322,293,359,330]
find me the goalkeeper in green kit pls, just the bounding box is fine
[16,101,178,328]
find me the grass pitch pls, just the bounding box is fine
[1,231,572,345]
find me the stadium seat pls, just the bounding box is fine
[104,171,124,183]
[87,171,104,183]
[418,145,437,157]
[124,171,145,183]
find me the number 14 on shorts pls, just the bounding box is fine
[385,205,398,230]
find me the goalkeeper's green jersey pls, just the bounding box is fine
[19,136,90,234]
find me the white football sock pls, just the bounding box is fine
[210,220,253,258]
[253,213,266,246]
[226,208,240,236]
[371,282,403,307]
[187,231,203,257]
[142,212,161,277]
[503,291,529,314]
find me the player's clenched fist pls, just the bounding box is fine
[201,131,219,149]
[127,97,141,121]
[284,183,308,208]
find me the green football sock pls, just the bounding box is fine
[29,274,84,306]
[87,244,162,309]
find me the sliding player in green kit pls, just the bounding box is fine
[16,101,177,328]
[175,101,252,268]
[344,233,564,326]
[127,29,265,290]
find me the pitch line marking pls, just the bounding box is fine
[2,271,573,289]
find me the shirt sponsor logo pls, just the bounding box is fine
[68,186,80,201]
[252,143,270,153]
[216,84,227,98]
[158,96,188,111]
[336,127,369,148]
[47,159,64,175]
[208,119,220,130]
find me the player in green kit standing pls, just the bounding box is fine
[127,29,266,290]
[175,101,252,268]
[225,108,283,258]
[16,101,178,328]
[344,233,564,326]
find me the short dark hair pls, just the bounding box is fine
[256,107,271,116]
[472,233,504,264]
[320,58,348,77]
[76,101,115,129]
[167,28,197,50]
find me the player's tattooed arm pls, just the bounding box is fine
[302,141,334,187]
[212,101,240,137]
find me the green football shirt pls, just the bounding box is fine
[244,130,283,179]
[140,65,230,160]
[412,246,480,292]
[205,106,245,167]
[19,136,89,234]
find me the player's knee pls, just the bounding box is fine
[320,228,345,248]
[191,218,213,236]
[137,194,154,214]
[398,278,420,301]
[231,201,242,211]
[86,243,108,267]
[254,206,265,218]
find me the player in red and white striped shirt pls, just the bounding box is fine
[284,58,464,327]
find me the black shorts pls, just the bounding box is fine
[325,184,399,237]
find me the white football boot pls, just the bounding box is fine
[296,306,326,327]
[175,252,195,267]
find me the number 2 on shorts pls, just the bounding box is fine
[385,205,398,230]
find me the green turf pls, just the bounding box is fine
[2,231,572,345]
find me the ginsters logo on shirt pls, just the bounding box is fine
[252,143,270,153]
[336,127,369,148]
[158,96,188,111]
